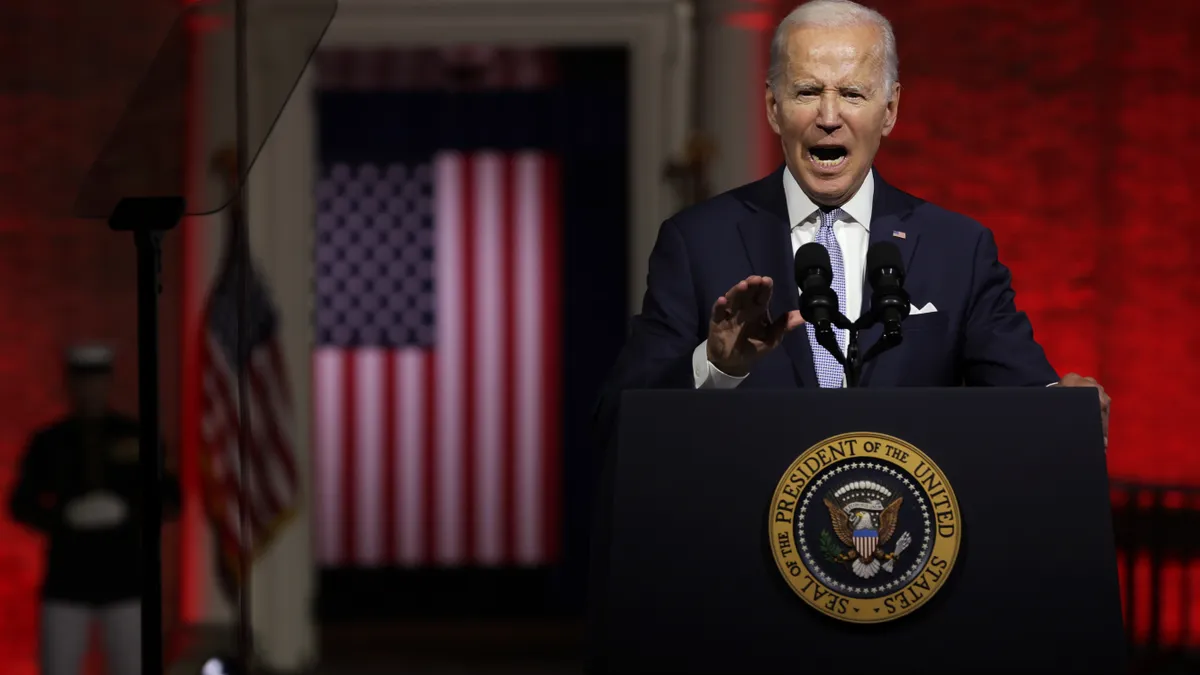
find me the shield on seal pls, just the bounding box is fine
[854,529,878,559]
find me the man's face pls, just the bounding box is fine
[766,22,900,206]
[67,371,111,418]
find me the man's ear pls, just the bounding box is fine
[765,83,782,135]
[881,83,901,137]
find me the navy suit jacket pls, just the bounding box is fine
[593,165,1057,448]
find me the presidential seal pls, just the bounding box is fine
[769,432,961,624]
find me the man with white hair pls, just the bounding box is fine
[595,0,1109,446]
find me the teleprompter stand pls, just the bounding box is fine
[68,2,336,672]
[109,197,184,674]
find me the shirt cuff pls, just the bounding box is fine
[693,340,748,389]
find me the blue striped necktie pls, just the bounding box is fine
[805,207,848,388]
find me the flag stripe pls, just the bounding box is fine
[203,339,266,537]
[246,368,286,513]
[474,153,504,564]
[200,355,250,550]
[515,153,544,563]
[313,150,560,567]
[396,349,425,566]
[314,349,342,566]
[541,154,562,564]
[502,153,517,564]
[355,349,386,565]
[422,347,438,565]
[341,351,357,561]
[435,152,466,564]
[461,154,479,566]
[383,349,398,564]
[247,361,290,501]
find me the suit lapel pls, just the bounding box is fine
[731,167,924,388]
[859,171,921,386]
[732,166,819,388]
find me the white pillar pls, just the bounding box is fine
[243,51,319,675]
[188,18,318,671]
[695,0,775,193]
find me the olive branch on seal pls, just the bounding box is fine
[819,529,844,563]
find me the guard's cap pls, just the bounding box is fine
[66,343,115,373]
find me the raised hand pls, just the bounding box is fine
[707,275,805,377]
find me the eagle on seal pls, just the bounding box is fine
[824,494,910,579]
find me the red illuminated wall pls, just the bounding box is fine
[0,1,184,673]
[758,0,1200,651]
[765,0,1200,484]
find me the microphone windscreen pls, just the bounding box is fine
[866,241,904,282]
[794,242,832,287]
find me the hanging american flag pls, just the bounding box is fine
[198,196,301,594]
[312,150,562,568]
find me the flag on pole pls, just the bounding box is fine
[311,150,562,569]
[198,197,301,597]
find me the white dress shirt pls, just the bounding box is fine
[692,169,875,389]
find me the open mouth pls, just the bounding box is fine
[809,145,848,169]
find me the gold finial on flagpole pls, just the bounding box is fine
[211,145,245,208]
[664,131,717,207]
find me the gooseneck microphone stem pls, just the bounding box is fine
[845,326,861,388]
[806,300,904,388]
[826,311,862,388]
[860,324,901,365]
[797,240,910,388]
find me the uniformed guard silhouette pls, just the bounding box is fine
[8,343,181,675]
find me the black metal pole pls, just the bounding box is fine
[234,0,254,669]
[136,228,164,675]
[109,195,183,675]
[235,213,253,675]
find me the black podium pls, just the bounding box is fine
[586,388,1127,675]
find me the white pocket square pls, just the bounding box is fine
[910,302,938,316]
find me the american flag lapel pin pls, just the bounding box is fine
[892,230,907,239]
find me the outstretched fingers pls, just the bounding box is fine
[711,275,780,327]
[764,309,806,344]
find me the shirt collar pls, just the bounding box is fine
[783,167,874,231]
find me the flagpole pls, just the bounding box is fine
[234,0,254,671]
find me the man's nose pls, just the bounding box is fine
[816,92,842,132]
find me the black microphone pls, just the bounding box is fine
[794,242,838,327]
[866,241,911,339]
